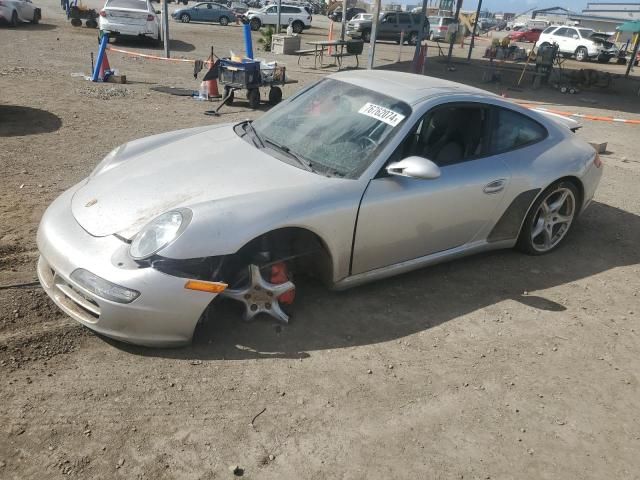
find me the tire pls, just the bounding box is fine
[180,13,190,23]
[597,56,610,63]
[182,0,187,4]
[223,86,234,105]
[516,180,579,255]
[362,29,371,43]
[247,88,260,109]
[408,31,418,46]
[86,19,98,28]
[575,46,588,62]
[10,10,18,27]
[291,20,303,34]
[249,17,261,31]
[32,9,41,24]
[71,17,82,27]
[268,86,282,105]
[219,15,229,26]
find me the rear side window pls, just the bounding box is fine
[442,17,455,26]
[491,108,547,154]
[282,6,299,13]
[106,0,148,9]
[554,27,568,37]
[397,13,412,24]
[542,26,556,34]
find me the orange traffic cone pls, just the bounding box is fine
[204,79,219,98]
[98,52,111,81]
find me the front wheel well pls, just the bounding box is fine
[228,227,333,286]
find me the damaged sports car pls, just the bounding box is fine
[37,71,603,347]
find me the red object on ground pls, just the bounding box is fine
[270,262,295,305]
[204,79,219,97]
[98,52,111,80]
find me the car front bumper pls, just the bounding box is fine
[36,183,216,347]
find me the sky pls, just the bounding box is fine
[470,0,587,13]
[392,0,599,14]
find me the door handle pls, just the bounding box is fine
[483,179,506,194]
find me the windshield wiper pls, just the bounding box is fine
[262,137,314,172]
[235,120,264,149]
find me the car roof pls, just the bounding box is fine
[329,70,496,105]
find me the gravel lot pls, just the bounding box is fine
[1,2,639,479]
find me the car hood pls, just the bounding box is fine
[71,125,327,238]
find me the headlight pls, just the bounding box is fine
[90,145,125,177]
[129,209,192,260]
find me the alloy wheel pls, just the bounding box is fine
[221,264,295,323]
[530,187,576,253]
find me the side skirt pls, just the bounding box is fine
[331,239,515,291]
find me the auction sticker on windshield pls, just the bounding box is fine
[358,103,406,127]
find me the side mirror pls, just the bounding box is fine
[386,156,441,180]
[572,34,579,39]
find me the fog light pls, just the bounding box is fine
[71,269,140,304]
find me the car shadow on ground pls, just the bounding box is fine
[3,23,58,31]
[108,201,639,360]
[0,106,62,137]
[113,37,196,53]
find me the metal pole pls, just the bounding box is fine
[446,0,463,66]
[340,0,348,41]
[412,0,429,72]
[162,0,170,58]
[276,0,282,33]
[467,0,482,61]
[367,0,381,69]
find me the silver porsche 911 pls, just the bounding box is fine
[37,71,603,347]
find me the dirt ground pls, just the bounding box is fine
[1,2,640,479]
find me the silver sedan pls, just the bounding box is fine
[37,71,603,346]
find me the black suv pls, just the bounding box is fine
[346,12,428,45]
[328,7,366,23]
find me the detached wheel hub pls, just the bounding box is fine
[222,264,295,323]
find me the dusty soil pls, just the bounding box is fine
[1,2,639,479]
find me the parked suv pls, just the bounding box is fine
[537,26,618,62]
[346,12,428,45]
[328,6,365,23]
[427,15,454,40]
[245,3,311,32]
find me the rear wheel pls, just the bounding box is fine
[180,13,190,23]
[10,10,18,27]
[268,86,282,105]
[70,17,82,26]
[32,9,41,24]
[575,46,588,62]
[219,15,229,26]
[517,181,579,255]
[291,20,304,34]
[249,17,261,31]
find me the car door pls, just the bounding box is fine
[264,5,277,24]
[564,27,580,52]
[202,3,216,22]
[18,0,34,20]
[378,13,397,40]
[552,27,571,53]
[397,13,412,40]
[351,103,512,275]
[191,4,204,21]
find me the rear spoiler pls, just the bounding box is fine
[533,108,582,132]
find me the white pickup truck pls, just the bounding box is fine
[0,0,41,26]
